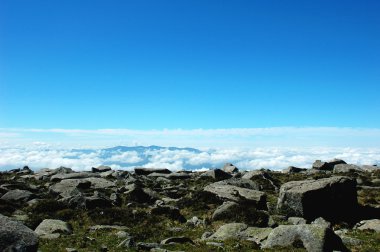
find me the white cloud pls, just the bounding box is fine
[105,151,143,163]
[0,146,378,172]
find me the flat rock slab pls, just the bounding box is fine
[277,176,357,221]
[0,213,39,251]
[204,183,266,208]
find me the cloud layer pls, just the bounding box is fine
[0,146,379,171]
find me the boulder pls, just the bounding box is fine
[222,163,239,173]
[201,169,232,180]
[361,165,378,172]
[262,224,347,252]
[124,184,158,204]
[205,223,272,244]
[277,176,357,221]
[204,183,266,209]
[92,165,112,173]
[34,167,73,180]
[84,191,113,209]
[355,219,380,233]
[283,166,307,174]
[205,223,248,240]
[49,179,91,197]
[186,216,204,227]
[213,178,260,190]
[0,213,38,251]
[333,164,362,173]
[134,168,171,176]
[85,177,115,189]
[212,201,239,221]
[35,219,72,239]
[312,159,346,171]
[1,189,35,203]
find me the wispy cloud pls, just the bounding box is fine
[3,127,380,137]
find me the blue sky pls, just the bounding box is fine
[1,0,379,130]
[1,1,380,170]
[1,0,380,155]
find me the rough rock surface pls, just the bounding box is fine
[277,176,357,221]
[35,219,72,239]
[92,165,112,173]
[262,224,347,252]
[312,159,346,171]
[222,163,239,173]
[205,223,272,244]
[201,169,232,180]
[355,219,380,233]
[333,164,362,173]
[204,182,266,208]
[1,189,35,203]
[0,213,39,251]
[212,201,239,221]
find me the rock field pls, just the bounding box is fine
[0,159,379,251]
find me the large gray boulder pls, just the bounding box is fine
[204,182,266,209]
[1,189,35,203]
[312,159,346,171]
[222,163,239,173]
[201,169,232,180]
[0,214,38,251]
[204,223,272,245]
[212,201,239,221]
[214,178,260,190]
[283,166,307,174]
[262,224,347,252]
[354,219,380,233]
[49,179,91,197]
[92,165,112,173]
[361,165,378,172]
[277,176,357,221]
[333,164,362,173]
[35,219,72,239]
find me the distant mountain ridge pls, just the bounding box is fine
[102,145,202,153]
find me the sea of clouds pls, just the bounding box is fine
[1,127,380,171]
[0,146,379,171]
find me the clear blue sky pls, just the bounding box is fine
[1,0,379,129]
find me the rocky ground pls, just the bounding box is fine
[0,160,379,252]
